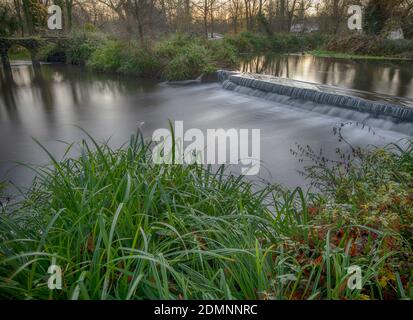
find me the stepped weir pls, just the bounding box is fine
[217,70,413,123]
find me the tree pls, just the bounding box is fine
[364,0,404,35]
[20,0,47,36]
[0,2,19,36]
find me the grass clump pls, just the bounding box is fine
[162,43,210,81]
[0,128,412,300]
[206,39,239,68]
[157,34,236,80]
[66,32,104,65]
[117,44,160,77]
[0,131,276,299]
[88,40,124,72]
[156,35,210,80]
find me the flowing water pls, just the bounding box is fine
[0,61,412,190]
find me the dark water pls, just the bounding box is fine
[0,62,411,190]
[240,54,413,99]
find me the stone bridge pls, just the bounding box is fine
[0,36,68,69]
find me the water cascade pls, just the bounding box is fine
[218,70,413,123]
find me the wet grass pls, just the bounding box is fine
[0,129,412,300]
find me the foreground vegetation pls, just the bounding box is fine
[0,127,412,300]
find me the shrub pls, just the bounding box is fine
[326,34,413,57]
[156,34,202,59]
[67,33,102,65]
[379,39,413,56]
[206,40,239,68]
[155,35,211,80]
[163,43,208,80]
[226,31,268,53]
[118,45,161,77]
[87,40,124,72]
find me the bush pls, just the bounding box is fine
[118,43,161,77]
[226,31,267,53]
[87,40,124,72]
[156,34,202,59]
[156,34,218,80]
[163,43,209,81]
[326,34,413,57]
[379,39,413,56]
[67,33,102,65]
[206,40,239,68]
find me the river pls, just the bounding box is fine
[240,54,413,99]
[0,59,412,189]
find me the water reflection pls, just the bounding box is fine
[240,55,413,99]
[0,63,158,125]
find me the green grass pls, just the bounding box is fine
[8,46,31,60]
[310,50,413,61]
[0,128,412,300]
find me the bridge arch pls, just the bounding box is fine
[0,37,67,70]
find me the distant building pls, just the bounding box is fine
[290,23,320,33]
[387,28,404,40]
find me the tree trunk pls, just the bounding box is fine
[204,0,208,38]
[210,1,214,38]
[14,0,25,36]
[280,0,286,31]
[22,0,34,35]
[132,0,145,46]
[332,0,340,34]
[65,0,73,32]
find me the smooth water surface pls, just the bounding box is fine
[240,54,413,99]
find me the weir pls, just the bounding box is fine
[218,70,413,123]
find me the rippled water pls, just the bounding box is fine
[0,62,411,189]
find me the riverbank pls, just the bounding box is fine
[38,33,239,81]
[36,31,329,81]
[35,31,413,81]
[225,32,413,60]
[310,50,413,61]
[323,34,413,60]
[0,129,412,300]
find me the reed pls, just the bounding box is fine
[0,129,411,300]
